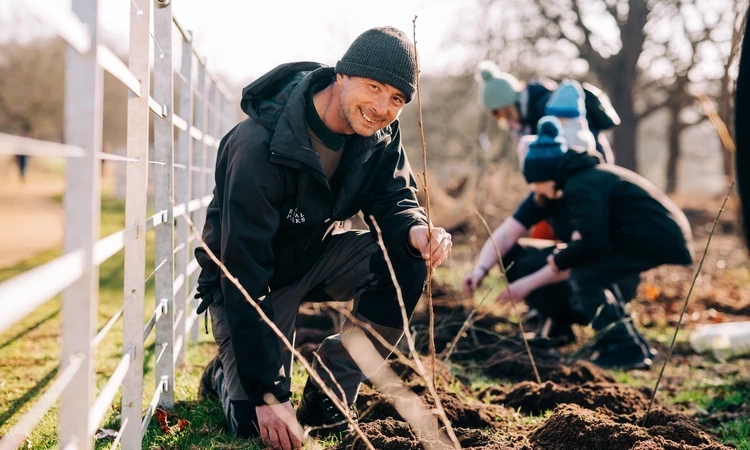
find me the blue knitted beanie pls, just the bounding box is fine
[523,116,568,183]
[545,80,586,118]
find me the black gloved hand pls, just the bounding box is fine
[195,285,223,315]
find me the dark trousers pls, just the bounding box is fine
[504,240,644,336]
[567,251,657,350]
[208,230,427,437]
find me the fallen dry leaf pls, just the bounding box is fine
[643,284,661,302]
[155,407,171,434]
[154,407,190,435]
[177,419,189,430]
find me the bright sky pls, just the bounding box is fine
[3,0,469,86]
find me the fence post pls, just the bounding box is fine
[174,31,194,368]
[189,62,207,343]
[60,0,102,448]
[121,0,152,447]
[153,0,175,409]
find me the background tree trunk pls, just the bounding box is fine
[611,90,639,171]
[665,103,682,194]
[600,57,640,172]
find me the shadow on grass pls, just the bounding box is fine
[0,309,60,352]
[0,366,57,426]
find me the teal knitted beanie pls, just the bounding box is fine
[475,60,522,110]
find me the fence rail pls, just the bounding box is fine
[0,1,233,449]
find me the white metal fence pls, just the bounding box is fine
[0,1,233,448]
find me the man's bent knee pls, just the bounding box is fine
[356,246,427,328]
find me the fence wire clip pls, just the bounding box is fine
[160,376,169,393]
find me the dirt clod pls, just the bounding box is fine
[334,418,517,450]
[484,353,616,384]
[544,361,616,384]
[496,381,651,415]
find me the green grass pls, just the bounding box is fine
[0,196,157,447]
[0,196,338,449]
[716,419,750,450]
[468,373,511,395]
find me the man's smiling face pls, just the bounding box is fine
[336,75,406,137]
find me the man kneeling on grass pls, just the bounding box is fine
[192,26,453,450]
[465,117,694,371]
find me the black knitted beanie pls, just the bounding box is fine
[335,26,417,103]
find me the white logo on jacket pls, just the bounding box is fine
[286,208,305,224]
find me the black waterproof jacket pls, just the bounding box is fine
[551,151,694,271]
[195,62,427,405]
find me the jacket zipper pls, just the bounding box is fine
[271,144,379,219]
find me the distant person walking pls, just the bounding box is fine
[14,131,31,182]
[15,154,28,182]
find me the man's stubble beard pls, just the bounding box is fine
[339,93,392,138]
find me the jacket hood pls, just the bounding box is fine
[519,79,556,129]
[240,61,326,131]
[555,149,600,186]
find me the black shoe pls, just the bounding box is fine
[528,320,576,349]
[591,344,652,371]
[296,379,357,438]
[523,309,546,329]
[198,355,222,401]
[604,286,657,357]
[633,332,658,357]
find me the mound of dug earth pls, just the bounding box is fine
[333,418,518,450]
[531,404,732,450]
[356,385,503,429]
[389,359,464,386]
[496,381,651,415]
[543,360,616,384]
[485,356,616,384]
